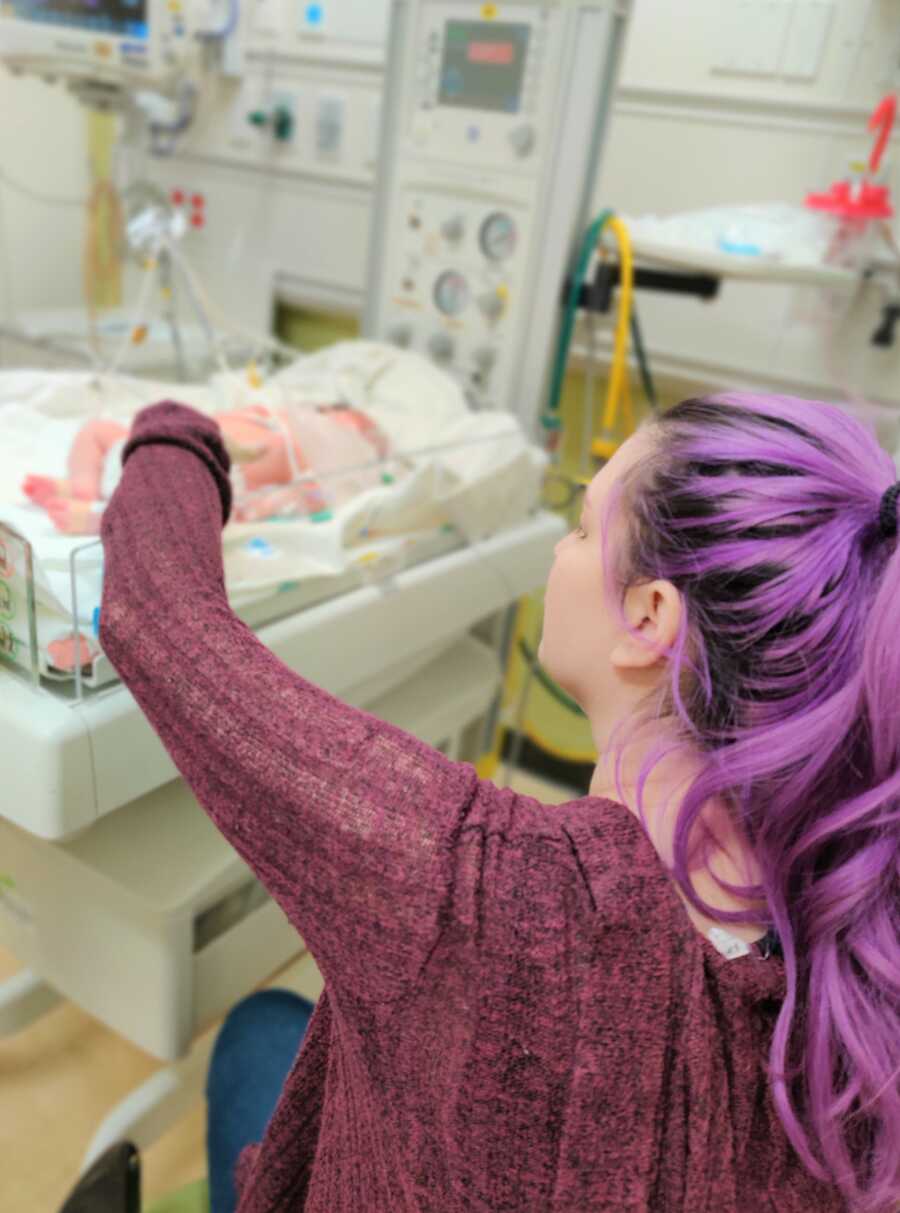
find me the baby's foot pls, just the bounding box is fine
[23,474,72,507]
[44,497,103,535]
[47,632,95,673]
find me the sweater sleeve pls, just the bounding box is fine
[99,401,530,1007]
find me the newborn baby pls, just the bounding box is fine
[23,401,391,534]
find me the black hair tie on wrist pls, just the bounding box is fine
[878,482,900,540]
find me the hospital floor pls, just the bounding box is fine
[0,770,576,1212]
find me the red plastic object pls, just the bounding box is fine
[191,213,205,229]
[805,93,896,221]
[191,193,205,209]
[171,189,185,205]
[868,94,896,175]
[805,180,893,220]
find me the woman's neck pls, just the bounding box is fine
[589,737,770,944]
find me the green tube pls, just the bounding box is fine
[542,208,614,427]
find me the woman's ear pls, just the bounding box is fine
[610,580,682,670]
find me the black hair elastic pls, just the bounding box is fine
[878,482,900,540]
[757,928,783,961]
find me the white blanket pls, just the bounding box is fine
[0,341,544,672]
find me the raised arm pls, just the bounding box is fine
[99,402,506,1007]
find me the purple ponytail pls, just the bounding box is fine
[612,393,900,1211]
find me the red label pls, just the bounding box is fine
[468,41,514,65]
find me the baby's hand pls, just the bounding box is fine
[222,433,267,464]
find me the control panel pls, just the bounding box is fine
[385,191,531,403]
[364,0,630,435]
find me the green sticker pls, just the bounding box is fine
[0,578,13,622]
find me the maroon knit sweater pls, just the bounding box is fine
[99,403,844,1212]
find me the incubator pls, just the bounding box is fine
[0,341,555,835]
[0,0,630,1169]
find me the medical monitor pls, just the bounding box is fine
[0,0,196,87]
[11,0,148,39]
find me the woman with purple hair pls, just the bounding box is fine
[97,394,898,1211]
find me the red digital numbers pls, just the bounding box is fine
[468,41,514,65]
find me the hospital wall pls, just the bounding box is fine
[591,0,900,407]
[0,72,89,316]
[3,0,900,408]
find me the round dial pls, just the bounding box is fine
[433,270,470,316]
[480,212,517,262]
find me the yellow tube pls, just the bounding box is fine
[591,215,635,461]
[600,214,634,433]
[83,109,123,314]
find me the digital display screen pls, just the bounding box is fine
[438,20,530,114]
[13,0,147,39]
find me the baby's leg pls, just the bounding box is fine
[23,418,128,507]
[44,497,103,535]
[68,418,129,499]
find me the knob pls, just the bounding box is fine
[428,332,455,362]
[387,324,413,348]
[478,290,505,319]
[508,123,535,157]
[441,215,465,243]
[247,106,294,142]
[273,105,294,141]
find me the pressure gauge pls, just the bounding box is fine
[479,212,517,262]
[433,270,470,316]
